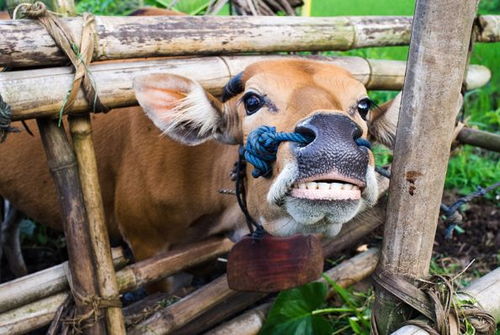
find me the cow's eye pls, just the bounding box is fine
[243,92,265,115]
[357,98,372,120]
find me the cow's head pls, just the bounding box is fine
[134,59,397,237]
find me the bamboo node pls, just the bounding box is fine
[371,270,496,335]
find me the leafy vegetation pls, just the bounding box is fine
[260,277,374,335]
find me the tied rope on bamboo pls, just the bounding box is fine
[12,1,117,330]
[13,1,109,119]
[371,270,496,335]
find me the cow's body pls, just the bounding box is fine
[0,108,244,261]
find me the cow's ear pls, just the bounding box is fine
[134,74,239,145]
[367,92,463,149]
[367,92,401,149]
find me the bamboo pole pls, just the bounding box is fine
[0,55,490,121]
[456,127,500,153]
[0,15,498,68]
[391,267,500,334]
[0,247,126,314]
[372,0,480,333]
[69,114,126,334]
[36,118,105,334]
[130,248,380,335]
[0,237,234,334]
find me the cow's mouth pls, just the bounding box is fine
[289,173,365,201]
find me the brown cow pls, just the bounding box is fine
[0,59,398,288]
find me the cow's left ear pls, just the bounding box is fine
[134,73,239,146]
[367,92,401,149]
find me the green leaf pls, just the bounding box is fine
[260,282,333,335]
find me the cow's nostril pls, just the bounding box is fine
[352,124,363,140]
[294,125,316,148]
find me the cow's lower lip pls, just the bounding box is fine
[290,188,361,201]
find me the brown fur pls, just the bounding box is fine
[0,59,397,290]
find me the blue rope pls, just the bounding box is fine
[243,126,371,178]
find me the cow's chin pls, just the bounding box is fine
[264,162,378,238]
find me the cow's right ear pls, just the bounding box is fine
[134,74,239,146]
[367,92,401,149]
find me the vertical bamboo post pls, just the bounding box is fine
[372,0,480,334]
[69,115,126,335]
[37,118,105,335]
[51,0,126,331]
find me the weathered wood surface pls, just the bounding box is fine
[0,247,125,314]
[0,237,234,334]
[0,55,490,121]
[391,267,500,334]
[130,248,380,335]
[69,114,126,335]
[37,118,105,334]
[372,0,480,333]
[1,15,498,68]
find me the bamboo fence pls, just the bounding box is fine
[0,55,490,120]
[0,15,498,68]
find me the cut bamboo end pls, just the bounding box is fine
[0,55,490,121]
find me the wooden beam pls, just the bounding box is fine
[0,15,498,68]
[372,0,480,333]
[0,55,490,121]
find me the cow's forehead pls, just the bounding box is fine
[242,60,367,107]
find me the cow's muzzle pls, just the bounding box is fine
[290,113,369,200]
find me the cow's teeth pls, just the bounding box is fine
[331,182,342,190]
[317,182,330,190]
[298,183,307,190]
[306,182,317,190]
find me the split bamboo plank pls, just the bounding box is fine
[372,0,480,333]
[130,248,380,335]
[0,55,490,121]
[391,267,500,334]
[0,15,498,68]
[69,114,126,335]
[0,237,234,334]
[0,247,126,314]
[37,118,105,334]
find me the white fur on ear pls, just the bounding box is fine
[134,74,223,146]
[158,83,220,145]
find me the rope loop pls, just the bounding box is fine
[243,126,313,178]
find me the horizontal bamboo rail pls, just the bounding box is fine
[0,237,233,334]
[0,247,126,314]
[0,55,490,121]
[129,248,380,335]
[456,127,500,153]
[391,267,500,334]
[0,15,498,68]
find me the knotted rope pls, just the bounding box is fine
[243,126,313,178]
[13,1,109,121]
[243,125,372,178]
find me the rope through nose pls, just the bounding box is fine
[243,126,372,178]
